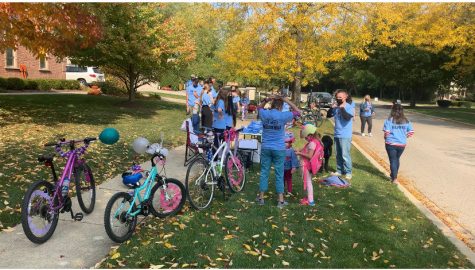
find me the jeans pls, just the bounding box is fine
[260,149,286,194]
[192,113,200,133]
[385,144,405,180]
[335,138,352,175]
[360,116,373,133]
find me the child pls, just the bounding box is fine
[296,124,324,206]
[241,91,250,121]
[320,135,333,173]
[284,132,299,196]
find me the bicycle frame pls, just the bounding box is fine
[205,129,242,179]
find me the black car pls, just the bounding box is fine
[307,92,334,108]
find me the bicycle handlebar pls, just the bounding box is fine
[44,137,97,147]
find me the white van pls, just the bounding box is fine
[65,65,105,86]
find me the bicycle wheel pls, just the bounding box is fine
[225,153,246,193]
[150,178,186,218]
[185,158,214,210]
[21,180,59,244]
[104,192,137,243]
[74,163,96,214]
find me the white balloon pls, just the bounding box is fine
[146,143,161,155]
[132,137,149,154]
[160,148,168,157]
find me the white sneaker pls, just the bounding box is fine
[345,174,352,180]
[361,133,366,136]
[331,172,342,177]
[368,133,373,137]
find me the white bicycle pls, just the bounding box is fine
[185,128,246,210]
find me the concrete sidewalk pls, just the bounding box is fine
[351,102,475,251]
[0,145,187,268]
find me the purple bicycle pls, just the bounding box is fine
[21,137,97,244]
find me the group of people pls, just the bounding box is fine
[256,89,414,209]
[185,75,250,134]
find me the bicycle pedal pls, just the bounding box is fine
[73,213,84,221]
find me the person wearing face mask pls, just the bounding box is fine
[327,89,354,180]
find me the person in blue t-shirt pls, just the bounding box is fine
[327,89,354,180]
[209,77,218,99]
[185,74,196,113]
[212,89,229,147]
[187,78,203,132]
[383,103,414,184]
[359,94,375,136]
[201,84,214,130]
[256,95,301,209]
[231,86,241,127]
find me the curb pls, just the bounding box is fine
[327,120,475,264]
[407,109,475,128]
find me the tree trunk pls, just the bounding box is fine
[128,72,135,102]
[409,88,416,108]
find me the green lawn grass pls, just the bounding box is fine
[141,92,187,101]
[408,106,475,126]
[99,120,472,268]
[0,94,187,229]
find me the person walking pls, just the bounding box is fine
[383,103,414,184]
[327,89,354,180]
[256,95,301,209]
[360,94,375,136]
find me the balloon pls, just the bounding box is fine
[132,137,149,154]
[99,128,120,145]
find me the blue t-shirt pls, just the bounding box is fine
[383,119,414,146]
[333,103,354,138]
[212,99,226,129]
[259,108,294,150]
[284,148,300,170]
[360,102,374,117]
[202,92,212,106]
[187,84,203,106]
[241,97,250,105]
[225,112,233,127]
[233,96,241,104]
[211,86,218,99]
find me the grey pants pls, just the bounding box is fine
[360,116,373,133]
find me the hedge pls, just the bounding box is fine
[96,81,128,96]
[436,100,451,108]
[0,77,80,91]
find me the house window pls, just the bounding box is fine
[6,48,16,67]
[39,55,48,70]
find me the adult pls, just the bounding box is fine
[187,78,203,132]
[185,74,196,114]
[256,95,301,208]
[225,87,235,130]
[212,89,228,147]
[231,86,241,127]
[209,77,218,99]
[383,103,414,184]
[201,84,214,131]
[359,94,375,136]
[327,89,354,180]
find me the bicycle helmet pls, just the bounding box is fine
[122,171,143,188]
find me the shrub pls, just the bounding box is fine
[451,101,462,107]
[0,77,6,89]
[24,80,39,90]
[461,101,472,109]
[96,81,127,96]
[437,100,451,108]
[5,77,25,90]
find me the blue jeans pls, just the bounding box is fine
[385,144,405,180]
[192,113,200,133]
[259,149,286,194]
[335,138,352,175]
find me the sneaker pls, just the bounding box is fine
[277,201,289,209]
[362,133,366,136]
[345,174,352,180]
[256,197,265,205]
[308,201,316,206]
[300,197,308,205]
[331,172,342,177]
[391,179,398,185]
[368,133,373,137]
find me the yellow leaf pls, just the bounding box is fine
[252,234,260,238]
[282,260,290,266]
[150,264,165,269]
[390,225,395,230]
[297,247,304,252]
[314,228,323,234]
[352,243,359,249]
[243,244,252,251]
[110,252,120,260]
[246,251,259,256]
[271,224,278,229]
[224,234,235,240]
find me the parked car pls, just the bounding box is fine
[65,65,105,86]
[307,92,334,108]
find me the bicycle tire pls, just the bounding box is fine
[225,153,246,193]
[104,192,137,243]
[185,158,214,210]
[74,163,96,214]
[150,178,186,218]
[21,180,59,244]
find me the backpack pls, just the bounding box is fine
[304,138,324,175]
[319,175,351,188]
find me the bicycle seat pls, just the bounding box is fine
[38,154,54,163]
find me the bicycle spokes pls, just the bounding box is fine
[227,156,244,187]
[27,190,54,237]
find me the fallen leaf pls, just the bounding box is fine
[314,228,323,234]
[243,244,252,251]
[282,260,290,266]
[110,252,120,260]
[149,264,165,269]
[352,243,358,249]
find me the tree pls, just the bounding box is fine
[0,3,100,57]
[70,3,195,101]
[218,3,371,106]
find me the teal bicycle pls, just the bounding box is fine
[104,137,186,243]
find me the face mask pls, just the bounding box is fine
[336,98,343,105]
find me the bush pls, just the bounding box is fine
[451,101,462,107]
[0,77,6,89]
[5,77,25,90]
[24,80,39,90]
[96,81,127,96]
[461,101,472,109]
[437,100,451,108]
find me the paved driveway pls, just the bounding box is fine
[352,102,475,247]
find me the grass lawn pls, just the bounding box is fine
[0,94,187,229]
[99,120,472,268]
[140,92,187,101]
[408,106,475,126]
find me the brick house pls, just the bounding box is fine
[0,46,67,80]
